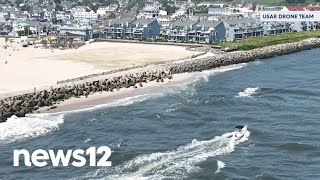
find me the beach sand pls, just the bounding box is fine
[50,42,201,69]
[0,38,201,98]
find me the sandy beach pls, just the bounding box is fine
[0,38,201,98]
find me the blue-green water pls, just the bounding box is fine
[1,49,320,180]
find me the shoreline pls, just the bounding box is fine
[1,37,320,122]
[37,73,196,114]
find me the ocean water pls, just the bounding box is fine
[1,48,320,180]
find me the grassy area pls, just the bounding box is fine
[217,30,320,50]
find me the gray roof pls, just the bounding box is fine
[109,17,135,26]
[223,18,259,27]
[60,26,93,31]
[131,18,156,26]
[157,15,171,18]
[23,20,52,27]
[194,20,221,31]
[208,8,232,13]
[262,7,283,11]
[125,18,158,28]
[171,19,198,28]
[107,17,158,28]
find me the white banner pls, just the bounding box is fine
[260,11,320,21]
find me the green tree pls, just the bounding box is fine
[23,26,30,36]
[5,37,8,46]
[41,39,47,47]
[48,39,53,47]
[55,4,64,11]
[107,13,116,19]
[9,38,14,46]
[83,0,91,6]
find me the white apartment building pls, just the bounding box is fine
[71,6,98,21]
[56,11,71,20]
[157,15,170,29]
[142,6,159,19]
[97,4,118,17]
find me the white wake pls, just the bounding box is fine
[81,128,250,180]
[237,87,260,98]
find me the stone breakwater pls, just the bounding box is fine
[169,38,320,74]
[56,51,207,84]
[1,38,320,122]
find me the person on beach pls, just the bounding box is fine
[4,60,7,64]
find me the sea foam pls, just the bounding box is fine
[0,114,64,144]
[194,63,247,82]
[237,87,260,98]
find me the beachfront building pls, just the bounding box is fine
[126,18,160,40]
[279,6,318,32]
[12,21,30,36]
[223,18,264,41]
[188,20,226,43]
[104,18,160,40]
[164,19,226,43]
[262,21,291,35]
[59,26,93,41]
[104,17,135,38]
[157,15,171,29]
[164,19,198,42]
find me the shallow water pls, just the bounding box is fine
[1,49,320,180]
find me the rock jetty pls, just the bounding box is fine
[1,38,320,122]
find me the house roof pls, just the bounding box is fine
[172,19,198,28]
[65,31,86,36]
[286,6,305,11]
[60,26,92,30]
[110,17,135,25]
[222,18,260,28]
[18,22,29,27]
[208,8,232,13]
[157,15,171,18]
[132,18,155,25]
[194,20,221,31]
[128,18,157,28]
[305,6,320,11]
[261,7,283,11]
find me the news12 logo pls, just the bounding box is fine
[13,146,112,167]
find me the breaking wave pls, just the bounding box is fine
[78,128,250,180]
[0,113,64,144]
[194,63,247,82]
[237,87,260,98]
